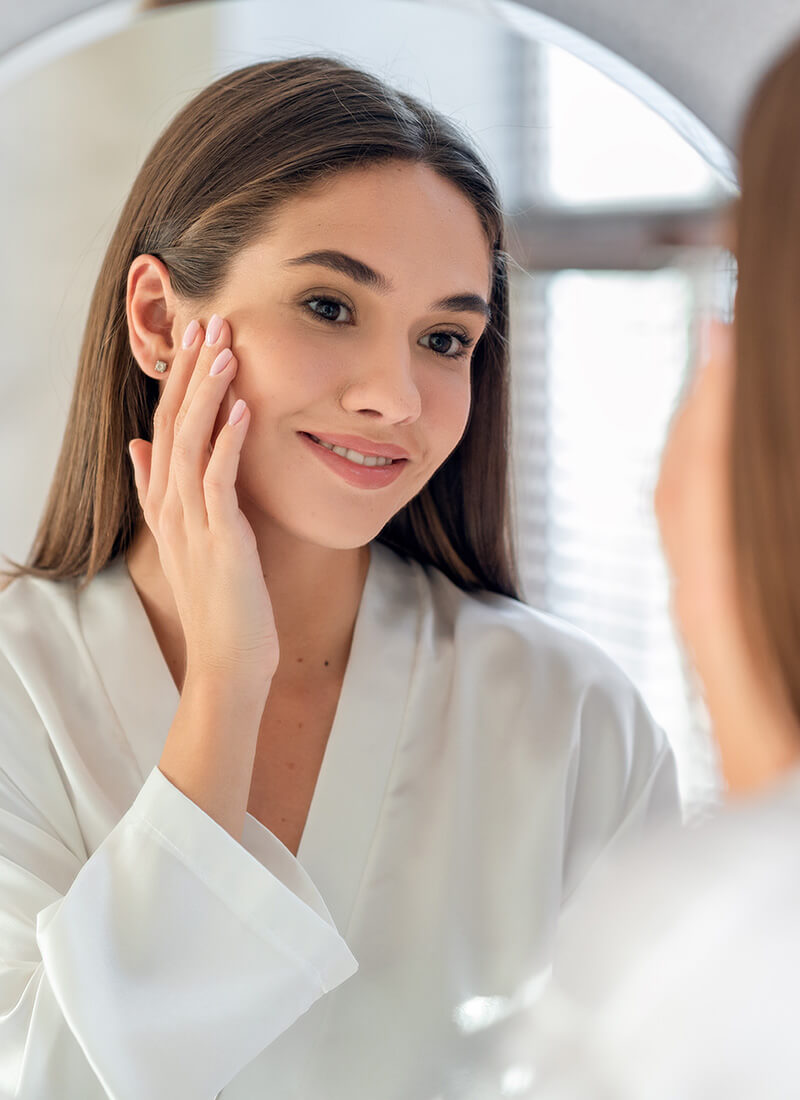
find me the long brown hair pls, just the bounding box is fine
[0,55,520,600]
[731,36,800,722]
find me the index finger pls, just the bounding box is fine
[148,317,207,508]
[178,313,232,418]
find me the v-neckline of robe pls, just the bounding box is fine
[77,538,422,935]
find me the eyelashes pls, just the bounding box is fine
[301,295,476,361]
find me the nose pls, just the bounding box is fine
[338,344,422,423]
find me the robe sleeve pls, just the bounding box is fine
[0,721,358,1099]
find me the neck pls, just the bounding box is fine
[125,518,370,694]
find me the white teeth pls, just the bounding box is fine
[308,435,394,467]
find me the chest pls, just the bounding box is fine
[246,677,342,857]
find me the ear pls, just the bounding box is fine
[126,255,186,379]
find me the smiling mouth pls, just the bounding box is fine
[302,432,403,467]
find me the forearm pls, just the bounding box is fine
[158,674,270,842]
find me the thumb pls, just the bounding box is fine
[127,439,152,505]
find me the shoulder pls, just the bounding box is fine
[542,774,800,1099]
[414,551,633,684]
[560,770,800,995]
[0,569,83,694]
[0,569,86,717]
[420,555,666,751]
[414,551,676,793]
[0,572,87,830]
[0,568,81,642]
[408,555,681,885]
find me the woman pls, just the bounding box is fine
[0,56,679,1098]
[523,35,800,1100]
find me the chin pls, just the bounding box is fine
[239,467,415,548]
[262,507,389,551]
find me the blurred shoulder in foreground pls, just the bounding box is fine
[522,762,800,1100]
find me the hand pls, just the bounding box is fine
[128,314,280,690]
[655,319,800,791]
[654,319,739,672]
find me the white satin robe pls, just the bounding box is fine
[0,538,679,1099]
[521,764,800,1100]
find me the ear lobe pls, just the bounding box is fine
[126,254,180,377]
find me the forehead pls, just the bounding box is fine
[235,161,493,299]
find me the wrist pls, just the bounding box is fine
[182,664,273,710]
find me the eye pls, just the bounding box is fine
[420,331,474,361]
[302,295,477,361]
[304,296,352,324]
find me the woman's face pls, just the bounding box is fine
[200,160,493,549]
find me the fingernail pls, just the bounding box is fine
[182,319,200,348]
[206,314,223,345]
[229,399,247,426]
[209,348,233,376]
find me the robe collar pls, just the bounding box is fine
[77,539,421,933]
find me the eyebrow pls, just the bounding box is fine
[282,249,492,323]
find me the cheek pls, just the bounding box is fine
[241,332,329,406]
[424,373,472,456]
[276,335,336,387]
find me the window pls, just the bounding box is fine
[507,41,735,812]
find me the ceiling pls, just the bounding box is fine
[3,0,800,160]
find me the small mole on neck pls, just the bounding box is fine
[324,660,329,666]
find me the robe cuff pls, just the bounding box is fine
[130,764,356,990]
[34,764,357,1100]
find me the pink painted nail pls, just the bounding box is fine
[228,399,247,426]
[209,348,233,376]
[182,319,200,348]
[206,314,223,345]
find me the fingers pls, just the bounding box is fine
[128,438,152,509]
[203,398,251,534]
[181,313,229,414]
[139,313,247,534]
[148,318,208,513]
[170,339,242,528]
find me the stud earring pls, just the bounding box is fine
[154,359,168,374]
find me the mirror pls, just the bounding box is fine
[0,0,735,810]
[0,3,737,1091]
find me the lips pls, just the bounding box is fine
[299,430,408,488]
[300,431,410,461]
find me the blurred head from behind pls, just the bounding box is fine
[730,37,800,727]
[656,36,800,793]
